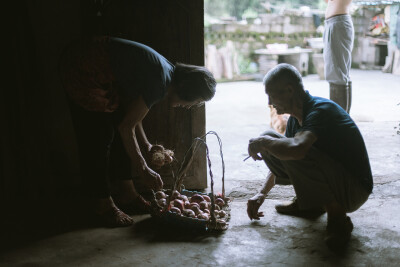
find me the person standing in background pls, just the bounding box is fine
[324,0,354,113]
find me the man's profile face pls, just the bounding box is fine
[266,84,292,115]
[168,85,203,109]
[172,99,203,109]
[170,94,203,109]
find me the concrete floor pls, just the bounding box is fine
[1,69,400,266]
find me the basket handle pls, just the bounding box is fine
[175,131,225,198]
[174,132,225,225]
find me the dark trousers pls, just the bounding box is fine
[260,130,369,213]
[69,101,132,198]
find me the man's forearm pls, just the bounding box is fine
[136,121,151,150]
[260,171,276,196]
[255,136,304,160]
[119,124,147,171]
[117,96,151,174]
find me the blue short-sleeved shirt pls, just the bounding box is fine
[107,37,174,109]
[285,91,373,193]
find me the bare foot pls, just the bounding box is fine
[94,197,133,227]
[114,180,155,214]
[117,195,153,215]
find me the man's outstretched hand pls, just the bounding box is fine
[247,193,266,220]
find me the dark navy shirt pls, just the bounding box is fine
[107,37,174,109]
[285,91,373,193]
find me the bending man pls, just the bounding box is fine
[60,36,216,227]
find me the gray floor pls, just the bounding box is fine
[1,70,400,266]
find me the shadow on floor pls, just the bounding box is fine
[131,216,225,243]
[0,187,97,251]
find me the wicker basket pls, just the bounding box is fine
[151,132,230,231]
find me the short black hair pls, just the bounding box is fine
[263,63,304,93]
[172,63,216,102]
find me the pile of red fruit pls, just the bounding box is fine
[155,190,228,226]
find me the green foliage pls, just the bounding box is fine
[270,0,325,9]
[229,0,262,20]
[205,0,263,20]
[237,53,258,74]
[205,0,327,20]
[205,30,321,48]
[204,0,230,18]
[242,8,258,19]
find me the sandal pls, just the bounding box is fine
[275,197,326,216]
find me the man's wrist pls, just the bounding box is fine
[146,143,152,151]
[138,160,148,171]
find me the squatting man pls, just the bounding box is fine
[246,63,373,249]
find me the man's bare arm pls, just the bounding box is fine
[247,172,276,220]
[118,96,162,190]
[136,121,151,152]
[248,130,317,161]
[260,171,276,195]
